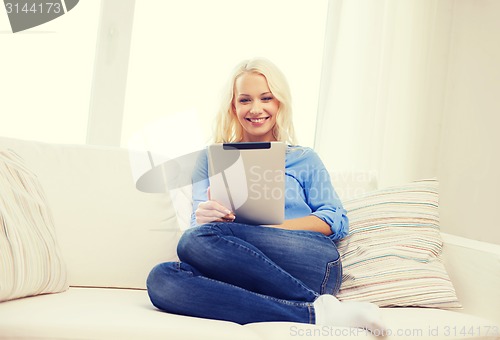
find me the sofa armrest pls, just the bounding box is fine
[441,232,500,324]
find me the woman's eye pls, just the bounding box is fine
[239,98,250,103]
[262,97,274,101]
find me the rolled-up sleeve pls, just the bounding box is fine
[303,151,349,240]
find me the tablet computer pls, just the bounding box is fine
[207,141,286,225]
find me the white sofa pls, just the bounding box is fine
[0,136,499,340]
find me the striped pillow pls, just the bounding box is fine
[336,179,461,308]
[0,149,68,302]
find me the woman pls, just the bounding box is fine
[147,58,385,333]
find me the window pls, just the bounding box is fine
[122,0,328,155]
[1,0,328,149]
[0,1,101,144]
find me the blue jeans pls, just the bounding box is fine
[146,222,342,325]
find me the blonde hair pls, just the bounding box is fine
[214,58,297,145]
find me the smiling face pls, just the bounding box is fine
[233,72,280,142]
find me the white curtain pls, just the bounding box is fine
[315,0,453,188]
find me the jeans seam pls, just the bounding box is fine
[308,304,315,324]
[335,258,343,294]
[320,257,342,295]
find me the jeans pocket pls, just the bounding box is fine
[321,257,343,295]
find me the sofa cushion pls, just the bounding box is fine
[0,287,262,339]
[246,308,499,339]
[0,136,182,289]
[1,287,497,340]
[0,149,68,302]
[336,179,461,309]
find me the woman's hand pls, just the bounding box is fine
[195,187,236,225]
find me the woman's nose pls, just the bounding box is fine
[250,103,262,114]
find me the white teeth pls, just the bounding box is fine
[249,117,267,122]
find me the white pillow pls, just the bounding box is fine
[0,149,68,302]
[336,179,461,309]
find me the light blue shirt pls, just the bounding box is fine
[190,146,348,240]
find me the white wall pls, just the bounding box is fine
[0,0,327,149]
[438,0,500,244]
